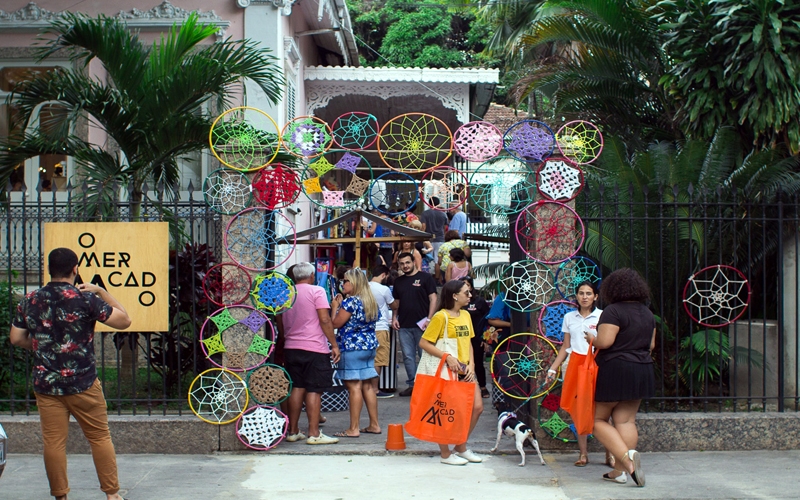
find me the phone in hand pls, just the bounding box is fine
[457,361,468,374]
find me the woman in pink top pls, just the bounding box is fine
[445,248,471,281]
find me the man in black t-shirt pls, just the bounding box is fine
[391,252,438,396]
[419,197,449,264]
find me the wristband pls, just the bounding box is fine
[547,369,556,374]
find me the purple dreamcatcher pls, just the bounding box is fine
[281,116,332,158]
[503,120,555,163]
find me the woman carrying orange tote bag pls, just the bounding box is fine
[561,338,598,435]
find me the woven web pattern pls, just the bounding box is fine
[541,412,571,439]
[369,171,419,215]
[310,157,335,177]
[247,364,293,405]
[225,208,296,271]
[251,164,301,210]
[491,333,558,400]
[322,191,345,207]
[536,384,580,443]
[453,121,503,161]
[468,157,536,216]
[303,177,322,194]
[502,260,555,313]
[336,152,362,173]
[188,368,249,425]
[420,166,468,211]
[331,112,379,150]
[537,160,584,202]
[225,352,246,369]
[209,107,280,171]
[555,256,602,300]
[282,116,332,158]
[203,263,251,307]
[236,405,288,450]
[201,305,275,371]
[302,151,371,209]
[250,271,296,315]
[538,300,578,343]
[378,113,452,173]
[503,120,555,163]
[516,201,585,264]
[556,120,604,165]
[202,169,252,215]
[683,265,750,327]
[240,310,269,333]
[541,393,561,411]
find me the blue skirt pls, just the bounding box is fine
[337,349,378,381]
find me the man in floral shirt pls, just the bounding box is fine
[10,247,131,500]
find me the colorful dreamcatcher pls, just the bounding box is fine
[225,207,296,271]
[202,263,252,308]
[554,256,602,300]
[536,159,585,202]
[377,113,452,173]
[236,405,289,451]
[452,121,503,162]
[501,260,555,313]
[682,265,751,328]
[188,368,249,425]
[331,111,380,150]
[369,171,419,216]
[503,120,555,163]
[209,107,281,171]
[538,300,579,344]
[200,305,275,371]
[556,120,604,165]
[246,363,293,405]
[515,201,585,264]
[468,156,536,216]
[420,165,469,211]
[537,384,582,443]
[491,333,559,400]
[251,164,301,210]
[250,271,296,315]
[202,168,253,215]
[281,115,333,158]
[300,150,372,209]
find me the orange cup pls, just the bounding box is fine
[385,423,406,451]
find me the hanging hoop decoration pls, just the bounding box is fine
[515,201,585,264]
[202,168,253,215]
[369,171,419,216]
[555,256,602,300]
[251,164,301,210]
[452,121,503,162]
[331,111,380,151]
[420,166,469,211]
[188,368,249,425]
[250,271,296,315]
[503,120,555,163]
[490,333,559,400]
[203,263,252,308]
[281,115,333,158]
[682,265,751,327]
[501,260,555,313]
[224,207,296,271]
[556,120,604,165]
[236,405,289,451]
[300,150,372,209]
[246,363,293,405]
[468,156,536,216]
[538,300,579,344]
[209,107,281,171]
[537,383,581,443]
[377,113,453,173]
[536,159,585,202]
[200,305,275,371]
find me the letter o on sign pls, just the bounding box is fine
[138,291,156,307]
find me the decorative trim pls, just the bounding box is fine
[305,65,500,84]
[284,36,301,73]
[237,0,295,15]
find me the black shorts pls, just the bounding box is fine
[283,349,334,393]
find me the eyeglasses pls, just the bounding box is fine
[341,279,350,284]
[461,290,472,296]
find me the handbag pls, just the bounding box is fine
[405,355,475,445]
[416,311,458,379]
[560,338,598,435]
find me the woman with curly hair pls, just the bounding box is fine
[588,268,655,487]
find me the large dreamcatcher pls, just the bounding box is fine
[537,384,581,443]
[369,171,419,215]
[246,363,293,405]
[420,166,469,211]
[203,263,252,307]
[331,111,380,150]
[515,201,585,264]
[281,115,333,158]
[501,260,555,313]
[202,168,253,215]
[536,159,585,202]
[250,164,301,210]
[682,265,751,327]
[556,120,604,165]
[491,333,559,400]
[468,156,536,216]
[503,120,555,163]
[188,368,249,425]
[200,305,275,371]
[452,121,503,162]
[236,405,289,451]
[538,300,579,344]
[225,208,296,271]
[300,150,372,209]
[209,107,281,171]
[377,113,452,173]
[250,271,296,315]
[554,256,602,300]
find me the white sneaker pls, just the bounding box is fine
[306,432,339,445]
[440,454,469,466]
[455,449,482,463]
[285,432,306,442]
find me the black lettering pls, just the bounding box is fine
[142,272,156,287]
[124,272,139,287]
[78,233,95,248]
[118,252,131,268]
[78,252,99,267]
[108,271,122,287]
[103,252,115,267]
[89,274,106,289]
[139,291,155,306]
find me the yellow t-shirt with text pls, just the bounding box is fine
[421,310,474,364]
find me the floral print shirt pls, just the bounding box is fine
[12,282,113,396]
[336,296,378,351]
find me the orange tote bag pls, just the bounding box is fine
[560,339,598,435]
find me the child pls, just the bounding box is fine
[445,248,471,281]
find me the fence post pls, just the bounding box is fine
[778,189,785,412]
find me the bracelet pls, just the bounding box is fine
[547,369,556,374]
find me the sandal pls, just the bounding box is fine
[333,430,359,438]
[480,387,490,398]
[605,452,615,468]
[574,454,589,467]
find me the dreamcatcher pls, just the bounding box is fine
[331,111,380,150]
[515,201,585,264]
[225,207,296,271]
[300,150,372,209]
[554,256,602,300]
[537,384,581,443]
[250,271,296,315]
[369,171,419,216]
[491,333,559,400]
[209,106,281,171]
[200,305,275,371]
[420,166,469,211]
[236,405,289,451]
[556,120,604,165]
[452,121,503,162]
[202,263,252,308]
[377,113,452,173]
[281,115,333,158]
[683,265,751,327]
[536,160,585,202]
[538,300,579,344]
[246,363,293,405]
[468,156,536,216]
[188,368,249,425]
[251,164,301,210]
[501,260,555,313]
[202,168,253,215]
[503,120,555,163]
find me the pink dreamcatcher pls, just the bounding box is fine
[515,201,585,264]
[378,113,453,173]
[419,165,469,211]
[536,159,585,202]
[556,120,604,165]
[682,265,751,328]
[202,263,252,307]
[331,111,380,150]
[503,120,555,163]
[251,164,301,210]
[452,121,503,162]
[281,115,333,158]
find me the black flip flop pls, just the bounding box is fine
[359,428,382,434]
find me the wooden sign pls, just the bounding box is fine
[43,222,169,332]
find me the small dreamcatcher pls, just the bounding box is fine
[331,111,380,150]
[236,405,289,451]
[369,171,419,216]
[501,260,555,313]
[202,168,253,215]
[200,305,276,371]
[251,164,301,210]
[536,160,585,202]
[682,265,751,327]
[538,300,579,344]
[250,271,296,315]
[203,263,252,307]
[420,166,469,211]
[468,156,536,216]
[556,120,604,165]
[246,363,293,405]
[300,150,372,209]
[491,333,559,400]
[209,107,281,171]
[188,368,249,425]
[503,120,555,163]
[225,207,296,271]
[515,201,585,264]
[377,113,452,173]
[452,121,503,162]
[554,256,602,300]
[281,115,333,158]
[537,384,581,443]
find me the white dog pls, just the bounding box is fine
[490,411,545,466]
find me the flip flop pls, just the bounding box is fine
[333,430,359,438]
[359,428,382,434]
